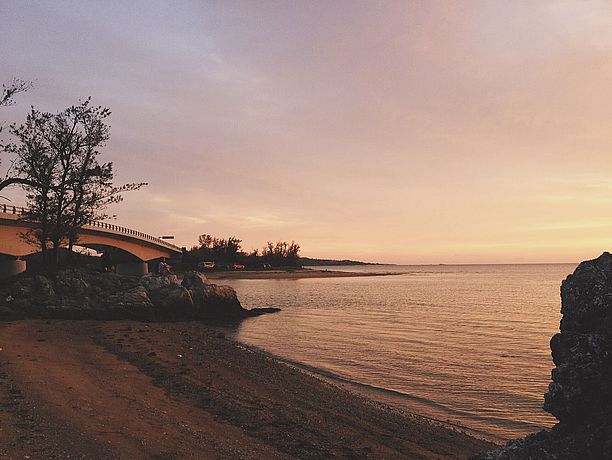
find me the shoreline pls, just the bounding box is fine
[227,337,506,444]
[0,319,495,458]
[203,268,399,280]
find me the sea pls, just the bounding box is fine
[223,263,577,442]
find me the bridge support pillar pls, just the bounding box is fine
[116,262,148,277]
[0,259,26,280]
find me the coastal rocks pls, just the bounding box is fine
[0,268,278,322]
[475,252,612,459]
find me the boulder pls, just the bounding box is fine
[181,271,249,320]
[474,252,612,459]
[181,271,208,290]
[196,283,245,319]
[54,269,90,296]
[181,270,246,319]
[149,283,194,318]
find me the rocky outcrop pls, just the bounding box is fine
[475,252,612,459]
[0,268,279,322]
[180,271,245,319]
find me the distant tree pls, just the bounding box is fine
[286,240,300,265]
[185,234,301,269]
[193,234,243,262]
[262,240,300,267]
[5,98,146,265]
[198,233,214,249]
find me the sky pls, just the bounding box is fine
[2,0,612,264]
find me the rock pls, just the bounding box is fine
[148,283,194,319]
[12,274,56,302]
[140,273,180,291]
[181,270,247,320]
[181,271,208,290]
[54,269,90,295]
[194,283,245,319]
[474,252,612,459]
[107,285,153,309]
[34,275,56,298]
[139,273,195,319]
[545,253,612,427]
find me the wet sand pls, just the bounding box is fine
[0,320,495,459]
[204,268,395,280]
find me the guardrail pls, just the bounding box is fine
[0,204,182,253]
[1,205,27,215]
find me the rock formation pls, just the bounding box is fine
[0,268,279,321]
[475,252,612,459]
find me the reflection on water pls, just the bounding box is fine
[227,264,575,441]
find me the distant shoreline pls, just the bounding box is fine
[204,268,397,280]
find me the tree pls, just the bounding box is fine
[0,78,38,193]
[262,240,301,267]
[0,79,31,108]
[184,234,301,269]
[4,98,146,265]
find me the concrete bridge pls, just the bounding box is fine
[0,204,183,278]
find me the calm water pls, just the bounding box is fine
[226,264,576,441]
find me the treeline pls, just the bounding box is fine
[183,234,301,268]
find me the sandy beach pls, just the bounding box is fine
[204,268,395,280]
[0,320,494,459]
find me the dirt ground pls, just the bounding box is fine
[0,320,494,459]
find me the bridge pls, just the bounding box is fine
[0,204,183,278]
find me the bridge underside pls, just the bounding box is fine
[0,218,182,278]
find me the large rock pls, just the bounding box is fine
[475,252,612,459]
[180,271,208,290]
[181,270,246,319]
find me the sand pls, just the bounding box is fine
[204,268,395,280]
[0,320,495,459]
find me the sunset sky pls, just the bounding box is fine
[2,1,612,264]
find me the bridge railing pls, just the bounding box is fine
[1,204,27,215]
[0,204,182,253]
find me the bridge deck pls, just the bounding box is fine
[0,204,183,258]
